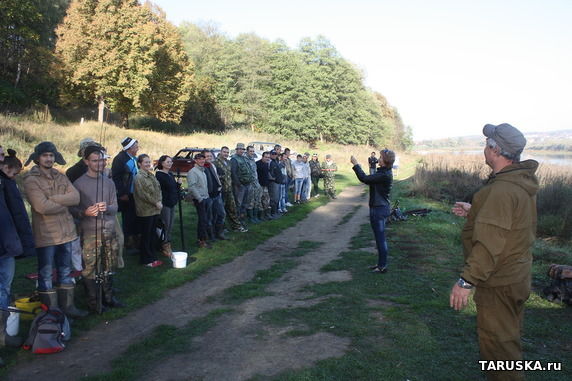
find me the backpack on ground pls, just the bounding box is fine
[23,305,71,354]
[543,264,572,306]
[154,217,167,250]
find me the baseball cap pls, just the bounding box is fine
[483,123,526,156]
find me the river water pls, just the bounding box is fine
[416,150,572,167]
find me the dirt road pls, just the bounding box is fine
[8,185,368,381]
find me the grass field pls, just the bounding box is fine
[64,179,572,381]
[2,115,570,379]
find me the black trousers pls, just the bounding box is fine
[119,194,140,237]
[194,199,209,241]
[139,215,158,265]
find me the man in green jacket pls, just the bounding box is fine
[214,147,247,233]
[450,123,538,381]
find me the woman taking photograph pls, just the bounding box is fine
[155,155,179,258]
[134,154,163,268]
[350,149,395,273]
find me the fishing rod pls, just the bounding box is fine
[176,167,186,253]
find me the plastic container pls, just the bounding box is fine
[15,297,42,320]
[171,252,188,268]
[6,311,19,336]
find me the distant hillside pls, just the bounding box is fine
[415,130,572,152]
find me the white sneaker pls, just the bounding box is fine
[315,194,320,198]
[286,202,293,207]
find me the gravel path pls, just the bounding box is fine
[8,185,368,381]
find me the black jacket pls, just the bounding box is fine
[352,164,392,207]
[368,156,378,169]
[0,171,35,258]
[111,150,136,197]
[156,171,179,208]
[269,159,285,184]
[256,160,271,187]
[66,159,88,184]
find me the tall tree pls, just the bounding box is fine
[0,0,70,106]
[55,0,194,126]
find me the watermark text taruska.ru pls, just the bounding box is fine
[479,360,562,372]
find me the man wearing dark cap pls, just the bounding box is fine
[23,142,88,318]
[66,138,103,184]
[450,123,539,381]
[268,149,284,217]
[230,143,254,222]
[111,137,140,249]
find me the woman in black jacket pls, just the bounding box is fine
[0,148,35,352]
[155,155,179,257]
[351,149,396,273]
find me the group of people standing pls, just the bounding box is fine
[0,137,340,355]
[187,143,338,248]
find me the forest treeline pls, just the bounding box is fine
[0,0,412,149]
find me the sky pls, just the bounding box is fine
[151,0,572,140]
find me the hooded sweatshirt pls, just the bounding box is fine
[460,160,539,287]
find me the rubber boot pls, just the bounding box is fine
[160,242,172,258]
[270,205,281,219]
[265,208,275,220]
[83,279,107,313]
[251,208,261,223]
[103,277,125,308]
[207,226,217,242]
[38,289,58,308]
[57,284,88,318]
[247,209,258,224]
[215,224,228,240]
[0,311,23,347]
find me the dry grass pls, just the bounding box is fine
[0,114,415,176]
[411,153,572,238]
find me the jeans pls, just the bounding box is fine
[268,182,281,210]
[279,184,286,210]
[302,177,311,201]
[0,256,15,309]
[369,167,377,175]
[370,205,390,268]
[284,177,293,203]
[294,178,304,196]
[233,183,250,215]
[207,194,226,226]
[37,242,73,291]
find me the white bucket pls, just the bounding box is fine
[7,311,19,336]
[171,252,188,268]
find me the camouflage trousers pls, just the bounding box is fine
[246,181,263,210]
[260,186,270,210]
[222,189,242,229]
[81,232,118,280]
[324,176,336,198]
